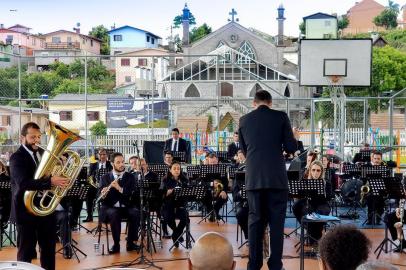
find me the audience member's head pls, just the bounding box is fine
[318,225,371,270]
[253,90,272,108]
[189,232,235,270]
[356,261,399,270]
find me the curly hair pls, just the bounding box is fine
[319,225,371,270]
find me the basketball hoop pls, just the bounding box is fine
[328,75,342,85]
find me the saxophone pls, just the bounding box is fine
[360,182,370,207]
[395,199,405,241]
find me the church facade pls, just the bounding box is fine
[158,5,310,129]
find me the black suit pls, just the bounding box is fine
[239,105,297,270]
[227,142,240,162]
[164,137,188,153]
[85,161,112,220]
[9,145,56,270]
[99,172,140,248]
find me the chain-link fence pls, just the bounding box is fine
[0,53,405,167]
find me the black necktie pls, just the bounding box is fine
[174,140,178,151]
[101,164,104,170]
[236,142,239,149]
[33,151,39,165]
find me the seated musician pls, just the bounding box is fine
[384,199,406,252]
[128,155,139,174]
[302,150,318,178]
[236,150,246,170]
[292,160,331,244]
[84,148,113,223]
[164,151,174,166]
[201,153,228,222]
[160,162,189,247]
[98,152,140,254]
[352,142,370,164]
[366,150,385,225]
[0,160,10,229]
[232,159,248,240]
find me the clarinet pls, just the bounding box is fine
[395,199,405,242]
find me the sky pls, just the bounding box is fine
[1,0,405,41]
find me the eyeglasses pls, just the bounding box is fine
[311,169,322,172]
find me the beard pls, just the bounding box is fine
[114,165,125,173]
[25,142,38,152]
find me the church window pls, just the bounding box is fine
[185,84,200,97]
[216,41,231,63]
[237,41,255,64]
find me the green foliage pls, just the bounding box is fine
[299,22,305,35]
[338,15,349,30]
[173,13,196,29]
[190,23,212,43]
[89,25,110,55]
[207,114,213,133]
[227,119,234,132]
[90,121,107,136]
[373,0,399,29]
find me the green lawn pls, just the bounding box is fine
[128,119,169,128]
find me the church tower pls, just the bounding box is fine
[182,3,190,46]
[277,4,286,46]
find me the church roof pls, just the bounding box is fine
[303,12,337,20]
[188,21,277,48]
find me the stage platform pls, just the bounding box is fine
[1,217,406,270]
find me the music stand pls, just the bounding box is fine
[148,164,168,181]
[186,165,201,182]
[56,183,90,262]
[361,165,391,179]
[359,149,372,162]
[214,151,228,163]
[374,177,405,258]
[0,179,14,249]
[342,163,361,178]
[168,185,206,251]
[362,177,386,227]
[172,151,186,163]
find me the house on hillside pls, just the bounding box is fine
[0,24,45,56]
[343,0,385,34]
[303,12,338,39]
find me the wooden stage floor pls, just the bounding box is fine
[1,218,406,270]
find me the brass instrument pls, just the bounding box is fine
[87,175,98,188]
[23,121,85,216]
[360,182,370,206]
[395,199,405,242]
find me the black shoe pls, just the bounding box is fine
[108,245,120,254]
[126,242,140,252]
[163,232,172,239]
[173,241,179,248]
[179,236,184,243]
[63,247,73,259]
[82,217,93,223]
[208,214,215,222]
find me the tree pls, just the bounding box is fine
[373,0,399,29]
[338,15,349,30]
[90,121,107,136]
[299,22,305,35]
[173,13,196,29]
[190,23,212,43]
[89,25,110,55]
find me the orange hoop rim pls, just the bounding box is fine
[328,75,342,84]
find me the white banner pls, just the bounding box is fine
[107,128,169,136]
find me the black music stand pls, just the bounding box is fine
[342,163,361,178]
[186,165,201,182]
[374,178,405,258]
[56,183,90,262]
[0,180,14,249]
[214,151,229,163]
[172,151,186,163]
[197,165,228,224]
[168,185,206,251]
[361,165,391,179]
[359,149,372,163]
[289,179,326,252]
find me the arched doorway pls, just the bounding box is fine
[284,84,291,97]
[184,84,200,97]
[220,82,233,97]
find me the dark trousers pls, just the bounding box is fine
[247,189,288,270]
[367,195,385,221]
[16,215,56,270]
[55,210,69,247]
[236,203,248,239]
[162,206,189,241]
[100,206,140,246]
[85,187,97,219]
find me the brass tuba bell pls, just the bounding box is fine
[24,120,85,216]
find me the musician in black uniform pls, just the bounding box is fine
[322,155,336,194]
[98,152,140,254]
[292,160,331,244]
[384,200,406,252]
[9,122,69,270]
[164,128,188,153]
[227,132,240,163]
[164,151,174,166]
[200,153,228,222]
[366,151,386,225]
[84,148,112,222]
[0,160,11,231]
[232,151,248,240]
[160,162,189,247]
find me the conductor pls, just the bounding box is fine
[239,90,297,270]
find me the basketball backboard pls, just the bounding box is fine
[299,39,372,87]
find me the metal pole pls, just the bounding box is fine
[363,99,368,144]
[339,90,346,158]
[389,97,394,158]
[151,56,155,138]
[18,54,22,139]
[84,53,89,162]
[216,55,220,151]
[310,99,315,148]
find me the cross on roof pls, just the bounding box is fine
[229,8,238,22]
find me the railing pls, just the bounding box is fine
[45,42,80,50]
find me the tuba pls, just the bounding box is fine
[24,120,85,216]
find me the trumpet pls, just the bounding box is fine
[95,177,121,204]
